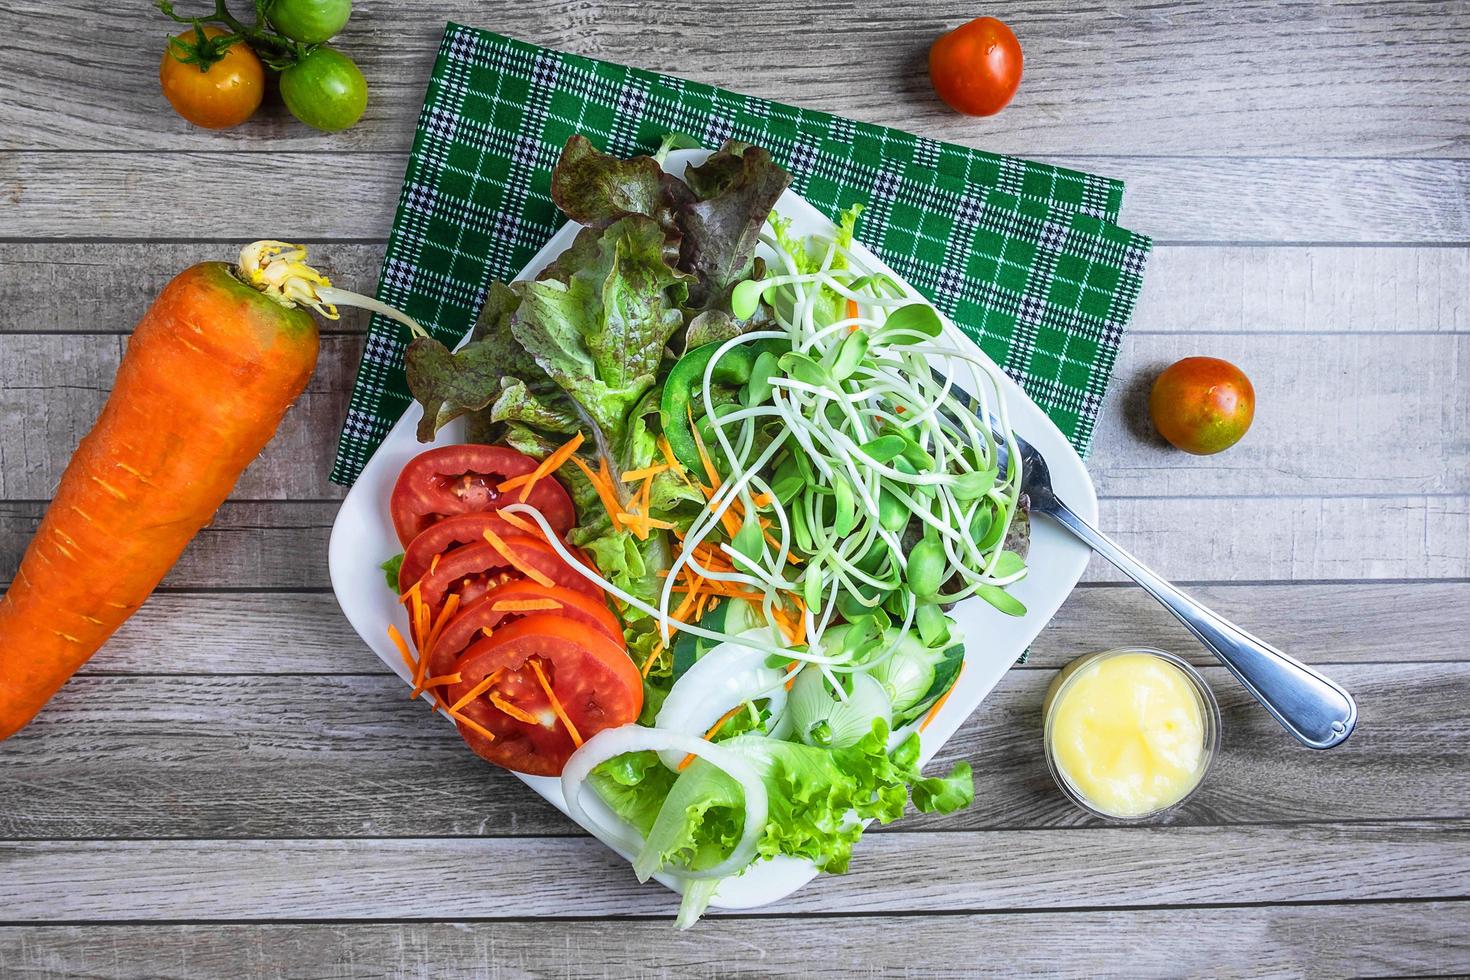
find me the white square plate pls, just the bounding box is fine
[328,148,1097,911]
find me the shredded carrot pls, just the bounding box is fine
[677,703,750,770]
[920,662,966,732]
[419,672,462,690]
[429,552,441,575]
[846,298,860,322]
[498,432,585,501]
[750,491,773,509]
[486,692,537,725]
[481,527,555,588]
[640,639,665,678]
[784,660,800,690]
[386,624,417,676]
[570,455,625,532]
[615,513,677,534]
[620,464,669,483]
[450,673,498,713]
[412,592,460,695]
[528,659,583,747]
[448,708,497,742]
[491,598,563,613]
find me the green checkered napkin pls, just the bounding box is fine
[331,23,1152,486]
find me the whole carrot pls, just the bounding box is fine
[0,246,332,739]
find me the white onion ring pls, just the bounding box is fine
[561,725,770,883]
[654,627,788,769]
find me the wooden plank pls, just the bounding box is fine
[4,330,1466,500]
[0,665,1461,838]
[1088,494,1469,583]
[3,0,1467,159]
[0,501,338,590]
[4,152,1468,243]
[1132,245,1470,334]
[0,335,359,501]
[3,494,1464,589]
[0,243,387,336]
[0,821,1463,920]
[2,904,1467,978]
[70,582,1470,676]
[6,243,1468,336]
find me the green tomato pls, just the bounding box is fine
[280,46,367,132]
[268,0,352,44]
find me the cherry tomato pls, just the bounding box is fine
[159,27,264,130]
[1149,357,1256,455]
[279,46,368,132]
[428,581,624,680]
[416,539,603,616]
[929,17,1023,117]
[267,0,352,44]
[391,445,575,547]
[447,615,642,776]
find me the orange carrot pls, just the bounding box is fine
[920,662,966,732]
[529,658,583,747]
[497,431,585,501]
[0,255,319,740]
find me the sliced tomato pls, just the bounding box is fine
[446,615,642,776]
[400,512,525,591]
[390,445,576,547]
[415,538,603,615]
[428,581,624,679]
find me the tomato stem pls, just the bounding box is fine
[156,0,307,72]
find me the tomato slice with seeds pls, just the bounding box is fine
[428,581,624,680]
[446,615,642,776]
[415,538,604,616]
[399,512,526,591]
[390,445,575,547]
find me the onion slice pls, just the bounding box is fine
[561,726,770,882]
[654,627,789,769]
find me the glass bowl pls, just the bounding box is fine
[1042,646,1221,822]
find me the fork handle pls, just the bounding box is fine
[1042,499,1357,749]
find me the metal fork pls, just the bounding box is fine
[950,387,1358,749]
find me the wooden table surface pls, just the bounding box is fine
[2,1,1468,976]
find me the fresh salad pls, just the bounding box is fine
[381,135,1030,926]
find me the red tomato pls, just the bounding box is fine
[929,17,1023,117]
[447,615,642,776]
[1149,357,1256,455]
[416,539,603,614]
[399,512,527,591]
[390,445,575,547]
[159,27,265,130]
[428,581,624,680]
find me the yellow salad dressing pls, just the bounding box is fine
[1045,652,1208,818]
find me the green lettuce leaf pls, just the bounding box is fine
[595,720,976,893]
[512,215,691,437]
[588,750,678,837]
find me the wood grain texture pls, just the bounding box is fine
[3,0,1467,158]
[2,904,1468,979]
[3,330,1466,500]
[4,151,1469,243]
[5,243,1467,336]
[0,821,1465,920]
[66,582,1470,676]
[0,665,1460,839]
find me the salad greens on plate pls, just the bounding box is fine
[400,134,1029,925]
